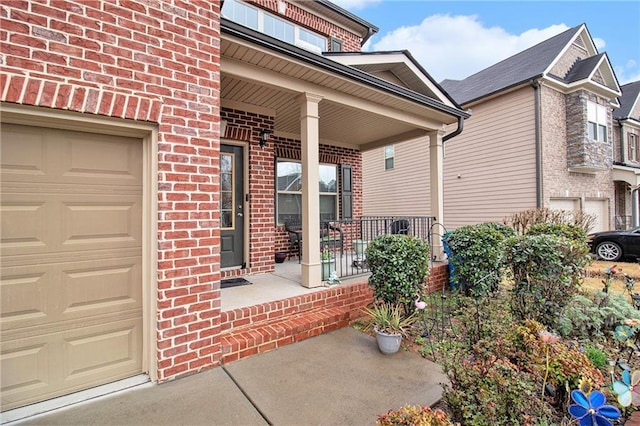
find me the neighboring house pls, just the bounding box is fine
[612,81,640,229]
[363,24,623,233]
[0,0,466,413]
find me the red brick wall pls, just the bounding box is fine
[1,0,222,382]
[221,108,363,266]
[250,0,364,52]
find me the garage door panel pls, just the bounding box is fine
[1,194,141,257]
[65,321,141,380]
[0,200,51,253]
[1,341,52,408]
[2,256,141,332]
[62,134,142,184]
[62,258,142,315]
[1,124,144,410]
[62,198,142,248]
[0,125,49,180]
[1,318,141,411]
[1,269,50,327]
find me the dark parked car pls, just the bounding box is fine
[587,226,640,261]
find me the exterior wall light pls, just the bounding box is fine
[259,129,272,148]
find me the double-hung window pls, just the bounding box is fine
[587,101,608,142]
[276,160,337,224]
[384,145,395,170]
[630,133,639,162]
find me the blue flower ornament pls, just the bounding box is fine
[613,369,640,407]
[568,389,621,426]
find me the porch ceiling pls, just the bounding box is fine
[221,23,464,151]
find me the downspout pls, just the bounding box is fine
[632,185,639,227]
[531,79,543,208]
[443,115,464,143]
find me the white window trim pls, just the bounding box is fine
[384,145,395,170]
[222,0,326,53]
[276,159,338,224]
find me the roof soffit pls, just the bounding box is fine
[221,32,459,147]
[326,52,458,108]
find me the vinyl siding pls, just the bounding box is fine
[362,138,431,216]
[443,87,538,229]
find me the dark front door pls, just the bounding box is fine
[220,144,245,268]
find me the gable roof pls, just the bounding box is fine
[614,80,640,120]
[441,25,584,105]
[325,50,461,109]
[441,23,621,107]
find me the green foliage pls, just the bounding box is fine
[442,350,552,425]
[444,222,516,296]
[584,346,608,369]
[526,222,587,244]
[557,292,640,339]
[509,320,605,410]
[365,234,430,307]
[377,404,454,426]
[362,302,417,336]
[505,233,590,330]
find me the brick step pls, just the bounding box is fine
[220,305,352,364]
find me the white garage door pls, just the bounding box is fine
[584,199,610,233]
[1,124,143,411]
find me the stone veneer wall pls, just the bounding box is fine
[565,90,613,171]
[540,86,614,214]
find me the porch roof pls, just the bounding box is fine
[220,19,469,151]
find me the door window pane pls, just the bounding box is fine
[220,153,234,229]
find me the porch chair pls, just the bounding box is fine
[389,219,410,235]
[285,219,303,263]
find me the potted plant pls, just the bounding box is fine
[362,303,417,354]
[321,248,335,280]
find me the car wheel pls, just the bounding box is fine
[596,241,622,261]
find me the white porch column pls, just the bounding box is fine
[300,93,323,288]
[429,128,446,261]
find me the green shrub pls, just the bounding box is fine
[505,234,590,330]
[365,234,430,307]
[443,222,516,296]
[442,352,551,425]
[377,404,454,426]
[558,292,640,339]
[526,222,587,243]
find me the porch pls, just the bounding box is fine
[219,256,449,364]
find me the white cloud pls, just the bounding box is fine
[331,0,381,10]
[615,59,640,85]
[366,14,570,82]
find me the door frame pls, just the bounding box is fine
[0,102,158,382]
[221,139,250,271]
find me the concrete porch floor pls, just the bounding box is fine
[221,258,370,311]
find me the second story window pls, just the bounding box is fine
[587,101,608,142]
[629,133,639,162]
[222,0,326,53]
[384,145,395,170]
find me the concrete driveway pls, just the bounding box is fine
[8,327,447,426]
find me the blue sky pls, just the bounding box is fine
[332,1,640,85]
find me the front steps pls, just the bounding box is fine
[219,281,373,364]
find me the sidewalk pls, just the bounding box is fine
[9,327,447,426]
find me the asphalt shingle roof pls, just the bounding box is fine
[440,24,584,105]
[614,80,640,119]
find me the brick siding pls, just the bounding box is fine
[1,0,223,382]
[221,108,363,270]
[250,0,363,52]
[540,85,614,222]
